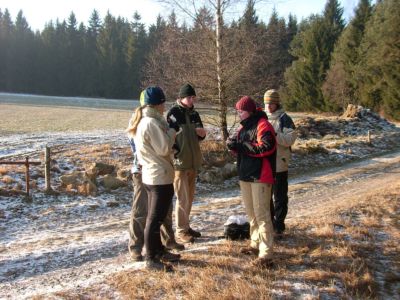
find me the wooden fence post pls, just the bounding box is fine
[45,146,52,192]
[25,156,30,198]
[0,158,41,199]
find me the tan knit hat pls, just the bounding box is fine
[264,89,280,105]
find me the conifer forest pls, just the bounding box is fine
[0,0,399,120]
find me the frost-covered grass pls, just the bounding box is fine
[0,104,132,134]
[1,146,399,299]
[80,183,400,299]
[1,99,400,299]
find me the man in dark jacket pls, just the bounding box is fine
[166,83,206,243]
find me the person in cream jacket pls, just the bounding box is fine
[264,89,297,236]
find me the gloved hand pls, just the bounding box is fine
[226,137,238,151]
[168,115,180,132]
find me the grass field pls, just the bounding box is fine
[0,103,319,136]
[0,104,133,134]
[0,103,241,135]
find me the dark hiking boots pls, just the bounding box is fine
[252,257,274,268]
[177,232,195,244]
[165,241,185,251]
[130,248,143,262]
[188,228,201,238]
[145,258,173,272]
[157,250,181,263]
[240,247,259,256]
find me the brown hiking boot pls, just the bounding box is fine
[188,228,201,238]
[240,247,259,256]
[252,257,274,268]
[130,248,143,262]
[177,233,195,244]
[165,241,185,251]
[157,250,181,262]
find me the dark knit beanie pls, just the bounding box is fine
[235,96,256,113]
[264,89,280,105]
[179,83,196,98]
[144,86,166,105]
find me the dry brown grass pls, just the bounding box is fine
[108,243,275,300]
[54,144,132,173]
[20,177,400,299]
[0,166,8,175]
[87,185,398,299]
[200,140,233,167]
[1,175,15,184]
[0,104,131,134]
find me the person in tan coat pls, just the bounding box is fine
[127,91,183,263]
[127,86,180,271]
[264,89,297,236]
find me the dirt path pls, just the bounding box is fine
[287,152,400,219]
[0,152,399,298]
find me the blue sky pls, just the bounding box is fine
[1,0,360,31]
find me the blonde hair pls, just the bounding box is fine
[126,106,144,137]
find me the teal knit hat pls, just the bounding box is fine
[143,86,166,105]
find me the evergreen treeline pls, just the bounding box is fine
[0,9,149,99]
[0,0,399,120]
[283,0,399,120]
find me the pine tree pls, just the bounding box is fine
[263,9,290,90]
[126,12,148,98]
[37,21,57,94]
[283,0,344,112]
[64,12,84,96]
[83,10,102,96]
[10,10,35,92]
[238,0,258,30]
[356,0,400,119]
[323,0,372,111]
[97,12,131,98]
[0,9,14,91]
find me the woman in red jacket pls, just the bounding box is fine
[227,96,277,267]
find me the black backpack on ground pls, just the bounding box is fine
[223,222,250,240]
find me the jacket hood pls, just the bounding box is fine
[267,107,284,120]
[142,106,168,128]
[240,110,268,127]
[176,99,194,111]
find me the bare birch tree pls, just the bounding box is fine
[144,0,288,140]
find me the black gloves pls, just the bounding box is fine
[226,137,238,151]
[168,115,180,132]
[227,137,252,153]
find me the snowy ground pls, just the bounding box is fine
[1,103,400,298]
[1,139,399,298]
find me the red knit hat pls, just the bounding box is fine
[235,96,256,113]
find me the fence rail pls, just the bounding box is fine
[0,147,52,198]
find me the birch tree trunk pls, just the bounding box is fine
[215,0,229,141]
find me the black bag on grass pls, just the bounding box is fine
[223,215,250,240]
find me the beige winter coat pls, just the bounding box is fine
[133,106,176,185]
[267,108,297,173]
